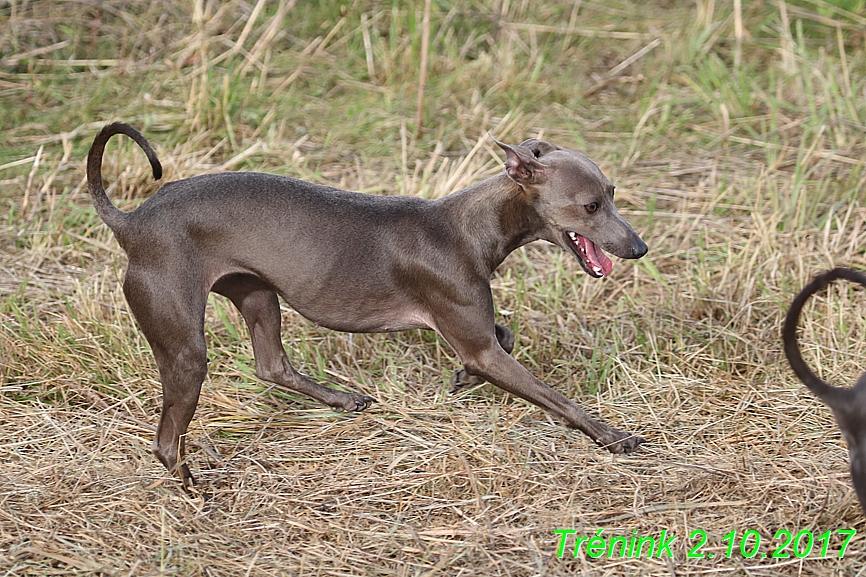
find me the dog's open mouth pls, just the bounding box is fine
[565,231,613,278]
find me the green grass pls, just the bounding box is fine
[2,0,866,575]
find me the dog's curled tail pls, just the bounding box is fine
[87,122,162,232]
[782,267,866,404]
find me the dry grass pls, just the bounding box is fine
[2,0,866,575]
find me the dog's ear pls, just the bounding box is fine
[518,139,562,159]
[489,134,547,186]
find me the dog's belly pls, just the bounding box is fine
[286,296,437,334]
[206,258,440,335]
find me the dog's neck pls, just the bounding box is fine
[438,172,546,275]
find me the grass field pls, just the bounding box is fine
[2,0,866,575]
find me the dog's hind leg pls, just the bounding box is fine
[212,274,376,412]
[123,269,209,490]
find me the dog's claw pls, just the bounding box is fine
[355,395,376,411]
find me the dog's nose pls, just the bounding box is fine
[632,238,648,259]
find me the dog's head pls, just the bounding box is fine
[492,136,647,278]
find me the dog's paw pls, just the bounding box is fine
[176,466,212,499]
[596,428,645,454]
[495,324,515,354]
[331,393,376,412]
[450,369,486,393]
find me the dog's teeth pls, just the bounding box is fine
[568,232,577,240]
[593,266,602,275]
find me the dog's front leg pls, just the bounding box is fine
[468,345,642,453]
[436,301,643,453]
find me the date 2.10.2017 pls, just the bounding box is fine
[688,528,856,560]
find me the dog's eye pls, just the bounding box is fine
[585,202,598,213]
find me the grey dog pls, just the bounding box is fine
[783,267,866,514]
[87,123,648,489]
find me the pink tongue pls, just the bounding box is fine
[579,236,613,277]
